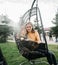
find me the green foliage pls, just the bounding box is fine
[0,25,13,43]
[55,13,58,26]
[35,26,42,34]
[52,13,58,26]
[51,12,58,39]
[0,15,13,43]
[51,26,58,37]
[1,16,11,24]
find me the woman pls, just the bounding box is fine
[25,22,57,65]
[25,22,41,44]
[18,22,57,65]
[20,22,41,43]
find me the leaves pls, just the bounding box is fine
[0,15,13,43]
[51,26,58,36]
[51,12,58,37]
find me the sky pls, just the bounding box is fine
[0,0,58,28]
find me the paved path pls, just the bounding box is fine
[40,36,58,45]
[46,36,58,45]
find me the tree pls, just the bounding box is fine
[51,12,58,42]
[0,15,13,43]
[51,26,58,42]
[35,26,41,34]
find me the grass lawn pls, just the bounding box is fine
[0,42,58,65]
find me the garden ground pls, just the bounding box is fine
[0,42,58,65]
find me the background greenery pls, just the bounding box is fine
[0,15,13,43]
[0,42,58,65]
[51,12,58,42]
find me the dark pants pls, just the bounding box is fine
[46,52,57,65]
[34,44,57,65]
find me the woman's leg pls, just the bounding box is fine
[34,43,57,65]
[46,52,57,65]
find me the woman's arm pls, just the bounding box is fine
[35,31,41,43]
[20,27,27,40]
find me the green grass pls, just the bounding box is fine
[0,42,58,65]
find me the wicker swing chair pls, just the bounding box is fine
[15,0,57,65]
[15,38,57,65]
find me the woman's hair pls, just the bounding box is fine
[25,22,35,34]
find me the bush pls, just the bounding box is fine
[0,25,13,43]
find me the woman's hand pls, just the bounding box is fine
[20,37,24,40]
